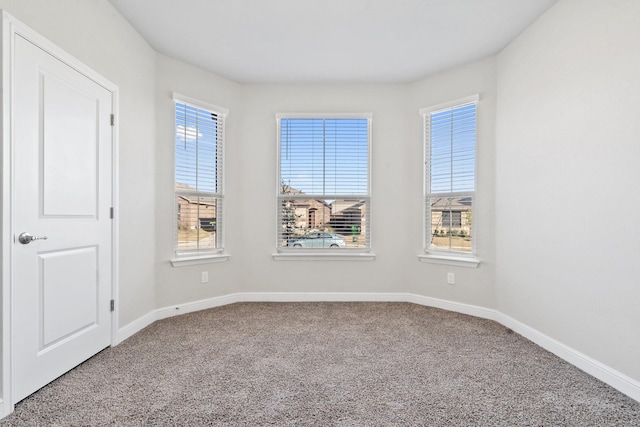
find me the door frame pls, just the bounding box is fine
[0,11,120,417]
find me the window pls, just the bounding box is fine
[277,115,371,251]
[421,95,478,254]
[174,94,227,256]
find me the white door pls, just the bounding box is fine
[12,34,113,402]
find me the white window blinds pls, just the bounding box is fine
[277,116,371,250]
[174,97,227,254]
[422,96,478,253]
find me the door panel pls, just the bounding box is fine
[40,247,99,349]
[42,72,98,217]
[13,34,113,402]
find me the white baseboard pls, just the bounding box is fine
[116,294,240,344]
[155,293,239,320]
[406,294,499,321]
[495,312,640,403]
[116,292,640,403]
[236,292,408,303]
[115,310,156,345]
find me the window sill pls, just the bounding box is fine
[418,253,480,268]
[170,254,230,268]
[272,252,376,261]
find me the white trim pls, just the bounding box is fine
[494,312,640,403]
[418,94,480,116]
[172,92,228,117]
[117,292,640,404]
[156,293,239,320]
[406,294,497,320]
[7,15,116,93]
[418,254,480,268]
[237,292,407,302]
[0,11,12,419]
[276,112,373,120]
[115,294,240,344]
[272,253,376,261]
[110,89,121,348]
[0,11,120,416]
[170,253,230,267]
[114,311,156,345]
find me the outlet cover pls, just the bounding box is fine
[447,272,455,285]
[201,271,209,283]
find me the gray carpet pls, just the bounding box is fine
[1,302,638,426]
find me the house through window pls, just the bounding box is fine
[277,115,371,250]
[441,209,462,228]
[421,96,478,253]
[174,95,227,255]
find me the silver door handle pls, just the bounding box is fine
[18,232,48,245]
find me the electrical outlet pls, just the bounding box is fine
[447,272,455,285]
[201,271,209,283]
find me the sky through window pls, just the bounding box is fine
[280,118,368,196]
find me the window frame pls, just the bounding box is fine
[171,93,229,266]
[419,95,480,267]
[274,113,375,260]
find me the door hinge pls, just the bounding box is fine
[110,114,115,126]
[110,299,115,312]
[110,207,114,219]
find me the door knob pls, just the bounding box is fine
[18,232,48,245]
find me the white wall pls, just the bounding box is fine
[154,54,242,308]
[0,0,158,326]
[496,0,640,382]
[152,56,497,309]
[409,57,496,308]
[237,83,417,295]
